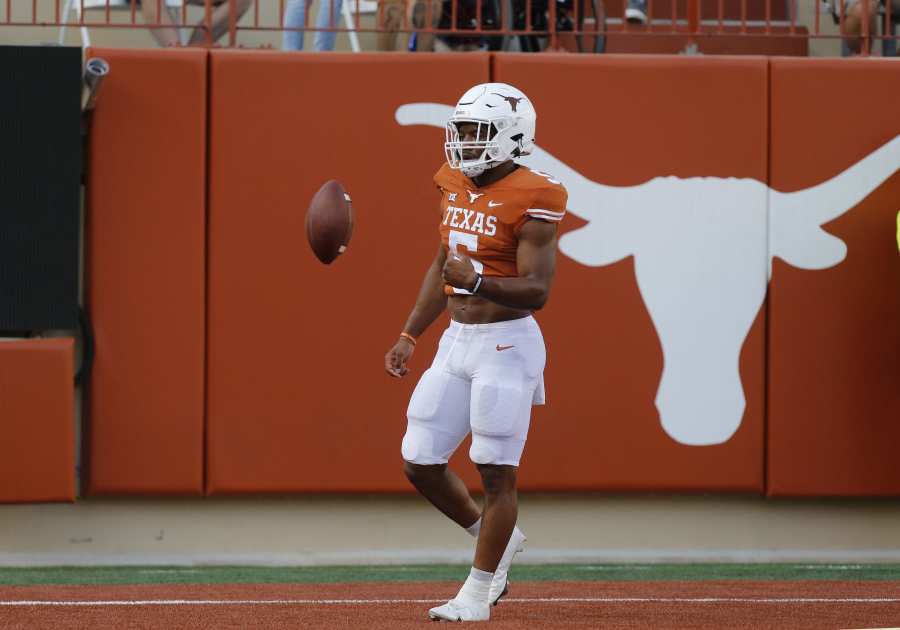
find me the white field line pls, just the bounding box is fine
[2,597,900,607]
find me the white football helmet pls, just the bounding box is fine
[445,83,536,178]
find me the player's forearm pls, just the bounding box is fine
[476,275,549,311]
[402,263,448,337]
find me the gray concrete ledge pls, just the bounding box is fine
[2,495,899,566]
[3,548,900,567]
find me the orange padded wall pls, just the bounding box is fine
[767,59,900,496]
[0,339,74,503]
[207,53,766,493]
[206,52,491,493]
[84,49,206,495]
[84,51,898,496]
[493,55,768,491]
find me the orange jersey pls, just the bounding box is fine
[434,164,568,296]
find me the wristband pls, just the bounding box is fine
[399,332,417,346]
[470,273,484,294]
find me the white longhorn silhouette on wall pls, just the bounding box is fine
[396,103,900,446]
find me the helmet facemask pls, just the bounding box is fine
[445,117,515,178]
[444,82,537,178]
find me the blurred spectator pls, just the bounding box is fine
[512,0,581,52]
[841,0,899,54]
[512,0,548,51]
[376,0,441,51]
[283,0,344,51]
[141,0,252,46]
[375,0,405,50]
[410,0,444,50]
[435,0,501,51]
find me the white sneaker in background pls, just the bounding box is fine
[626,0,648,23]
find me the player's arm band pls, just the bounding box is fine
[471,273,484,294]
[399,332,417,346]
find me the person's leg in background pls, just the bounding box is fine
[143,0,251,46]
[481,0,503,51]
[896,209,900,254]
[141,0,182,46]
[844,0,880,54]
[376,0,406,50]
[283,0,309,50]
[512,0,543,51]
[313,0,345,50]
[185,0,252,45]
[410,0,442,51]
[886,0,900,55]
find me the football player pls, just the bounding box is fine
[384,82,567,622]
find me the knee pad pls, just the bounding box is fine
[469,434,526,466]
[401,423,439,464]
[470,382,530,437]
[469,379,534,466]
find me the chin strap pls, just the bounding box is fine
[461,164,487,178]
[461,158,504,178]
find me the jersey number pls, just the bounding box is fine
[448,230,485,295]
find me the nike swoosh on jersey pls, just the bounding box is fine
[488,201,503,207]
[496,344,515,352]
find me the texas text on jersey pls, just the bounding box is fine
[434,163,568,295]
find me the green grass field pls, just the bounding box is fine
[3,564,900,586]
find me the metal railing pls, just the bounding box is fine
[1,0,896,55]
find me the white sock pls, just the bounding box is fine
[457,566,493,605]
[464,517,482,538]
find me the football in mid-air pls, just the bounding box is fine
[305,179,354,264]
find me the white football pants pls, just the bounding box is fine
[402,315,546,467]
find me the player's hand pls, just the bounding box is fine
[442,252,477,291]
[385,337,415,378]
